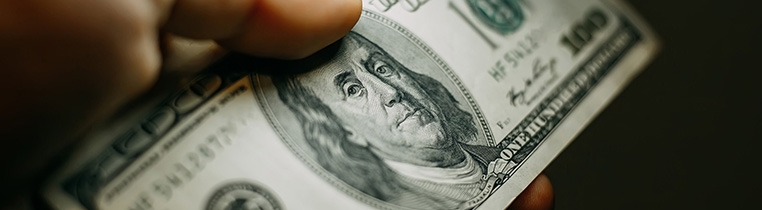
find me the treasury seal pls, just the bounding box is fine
[205,182,283,210]
[467,0,525,34]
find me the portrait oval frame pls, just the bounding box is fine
[253,10,494,209]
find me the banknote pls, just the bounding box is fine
[41,0,659,209]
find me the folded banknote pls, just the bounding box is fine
[41,0,659,209]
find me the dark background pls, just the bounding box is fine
[544,0,761,209]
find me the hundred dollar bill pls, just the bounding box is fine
[41,0,659,209]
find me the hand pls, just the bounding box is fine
[507,173,555,210]
[0,1,556,209]
[0,0,360,208]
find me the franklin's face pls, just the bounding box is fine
[297,38,450,157]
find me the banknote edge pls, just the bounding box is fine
[477,1,663,208]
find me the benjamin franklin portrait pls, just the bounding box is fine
[257,27,508,209]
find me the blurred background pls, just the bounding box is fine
[544,0,761,209]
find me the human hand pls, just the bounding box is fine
[0,0,360,208]
[0,1,555,209]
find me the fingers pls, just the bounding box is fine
[0,0,360,203]
[163,0,362,59]
[0,0,164,204]
[162,0,257,39]
[507,173,555,210]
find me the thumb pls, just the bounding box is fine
[162,0,363,59]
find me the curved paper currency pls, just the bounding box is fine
[41,0,659,209]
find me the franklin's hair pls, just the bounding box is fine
[271,32,478,201]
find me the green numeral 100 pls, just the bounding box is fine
[560,9,608,56]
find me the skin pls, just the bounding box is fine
[0,0,552,209]
[508,173,555,210]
